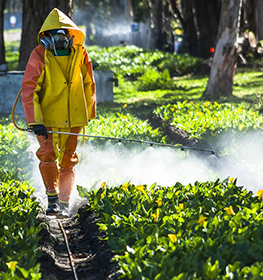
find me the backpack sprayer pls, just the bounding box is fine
[12,89,216,155]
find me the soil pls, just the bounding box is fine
[37,204,126,280]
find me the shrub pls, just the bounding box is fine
[136,68,174,91]
[153,101,263,139]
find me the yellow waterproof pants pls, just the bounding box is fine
[36,127,82,203]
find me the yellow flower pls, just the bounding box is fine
[237,108,242,114]
[136,185,145,194]
[21,184,29,191]
[190,101,193,104]
[123,104,128,109]
[101,191,106,199]
[17,167,22,172]
[257,190,263,200]
[6,261,17,270]
[229,178,235,184]
[179,203,184,210]
[151,213,158,222]
[101,182,106,189]
[168,234,177,243]
[121,182,130,193]
[197,216,208,226]
[214,117,218,122]
[224,205,235,215]
[101,124,105,128]
[170,107,175,112]
[121,186,129,193]
[204,101,211,107]
[156,198,162,207]
[151,208,160,222]
[197,112,203,117]
[122,116,127,121]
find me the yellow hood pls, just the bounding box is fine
[38,8,85,46]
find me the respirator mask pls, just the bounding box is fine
[40,29,74,54]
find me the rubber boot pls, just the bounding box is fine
[59,202,70,218]
[46,195,60,216]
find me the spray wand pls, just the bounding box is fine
[26,129,215,154]
[12,89,215,155]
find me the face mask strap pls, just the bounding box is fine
[51,36,58,55]
[67,35,75,48]
[40,36,54,50]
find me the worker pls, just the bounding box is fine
[21,8,96,218]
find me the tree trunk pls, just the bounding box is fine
[256,0,263,40]
[181,0,198,56]
[203,0,242,99]
[194,0,221,58]
[241,0,256,36]
[0,0,7,66]
[155,0,163,50]
[18,0,73,71]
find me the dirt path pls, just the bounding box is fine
[37,206,124,280]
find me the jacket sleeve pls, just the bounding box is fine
[82,47,96,119]
[21,45,45,126]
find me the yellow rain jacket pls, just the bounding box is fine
[22,8,96,128]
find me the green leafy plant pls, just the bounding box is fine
[0,118,34,182]
[136,68,174,91]
[87,45,202,78]
[85,106,166,147]
[0,119,41,279]
[78,179,263,279]
[0,180,41,279]
[153,101,263,139]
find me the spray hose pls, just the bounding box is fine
[12,89,215,155]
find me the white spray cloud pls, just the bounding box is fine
[28,130,263,209]
[75,143,212,188]
[74,130,263,196]
[214,130,263,194]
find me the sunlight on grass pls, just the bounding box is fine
[114,87,204,104]
[233,71,263,98]
[114,71,263,109]
[5,41,20,70]
[114,75,209,103]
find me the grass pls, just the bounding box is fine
[113,70,263,121]
[5,40,20,70]
[233,71,263,101]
